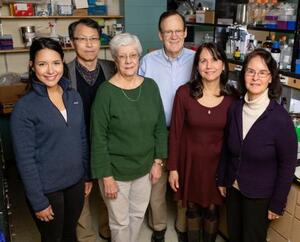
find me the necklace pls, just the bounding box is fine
[121,85,142,102]
[208,110,211,115]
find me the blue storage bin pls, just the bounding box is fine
[287,21,296,30]
[88,5,107,15]
[88,0,96,5]
[264,23,277,29]
[295,59,300,74]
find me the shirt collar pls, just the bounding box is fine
[162,47,185,63]
[32,77,70,97]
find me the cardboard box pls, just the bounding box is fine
[10,3,34,16]
[205,10,215,24]
[73,8,88,16]
[0,83,27,104]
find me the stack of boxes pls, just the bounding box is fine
[0,35,13,50]
[88,0,107,15]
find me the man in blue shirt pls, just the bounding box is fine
[139,10,195,242]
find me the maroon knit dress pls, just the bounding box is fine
[167,84,235,207]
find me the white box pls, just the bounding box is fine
[196,10,205,23]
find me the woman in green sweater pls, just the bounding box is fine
[90,33,168,242]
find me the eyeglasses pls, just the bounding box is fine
[73,37,100,43]
[117,53,139,62]
[161,29,185,37]
[245,68,270,78]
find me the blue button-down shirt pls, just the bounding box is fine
[139,48,195,126]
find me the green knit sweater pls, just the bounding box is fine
[91,77,168,181]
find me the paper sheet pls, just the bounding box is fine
[73,0,88,9]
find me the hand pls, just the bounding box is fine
[169,170,179,192]
[35,205,54,222]
[268,210,280,220]
[150,159,163,184]
[103,176,119,199]
[218,186,227,197]
[84,181,93,197]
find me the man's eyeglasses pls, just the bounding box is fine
[245,68,270,78]
[161,29,185,37]
[73,37,100,43]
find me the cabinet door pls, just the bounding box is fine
[295,205,300,220]
[286,184,297,215]
[297,186,300,205]
[270,211,293,239]
[291,218,300,242]
[267,228,288,242]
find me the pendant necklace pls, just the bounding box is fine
[121,85,142,102]
[208,110,211,115]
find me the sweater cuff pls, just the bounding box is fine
[269,198,286,215]
[92,166,113,179]
[31,197,50,213]
[166,160,177,171]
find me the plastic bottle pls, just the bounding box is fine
[247,0,257,25]
[271,41,281,66]
[234,47,241,60]
[279,35,286,50]
[256,40,263,48]
[225,38,232,58]
[246,39,256,54]
[280,39,293,70]
[263,36,273,52]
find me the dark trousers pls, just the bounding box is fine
[30,179,85,242]
[226,187,270,242]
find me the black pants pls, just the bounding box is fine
[30,179,85,242]
[226,187,270,242]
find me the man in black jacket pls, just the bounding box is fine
[68,18,115,242]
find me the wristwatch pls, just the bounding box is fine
[153,160,164,167]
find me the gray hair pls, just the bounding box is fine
[109,33,143,60]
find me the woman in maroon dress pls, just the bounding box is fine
[168,42,237,242]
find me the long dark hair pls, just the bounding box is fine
[28,38,68,89]
[189,42,229,99]
[240,48,281,99]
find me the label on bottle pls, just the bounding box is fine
[271,53,280,65]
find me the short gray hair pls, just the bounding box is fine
[109,33,143,60]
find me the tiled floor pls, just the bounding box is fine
[7,164,225,242]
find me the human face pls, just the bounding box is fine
[32,48,64,88]
[115,44,139,78]
[244,56,271,100]
[159,14,187,59]
[72,24,100,64]
[197,48,224,83]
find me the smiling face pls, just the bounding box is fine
[159,14,187,59]
[32,48,64,88]
[115,44,139,78]
[72,24,100,65]
[244,55,271,100]
[197,47,224,84]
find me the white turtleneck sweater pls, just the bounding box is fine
[242,88,270,139]
[232,88,270,190]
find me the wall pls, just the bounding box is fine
[123,0,166,55]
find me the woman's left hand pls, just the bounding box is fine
[268,210,280,220]
[150,159,163,184]
[84,181,93,197]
